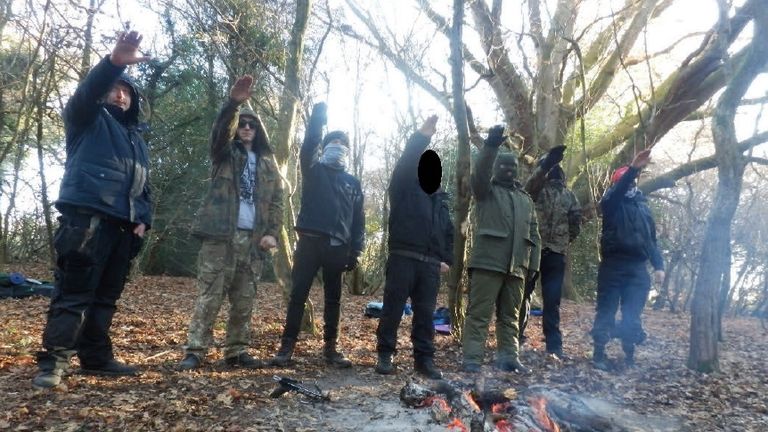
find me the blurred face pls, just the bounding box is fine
[237,117,257,145]
[106,82,132,112]
[494,158,518,181]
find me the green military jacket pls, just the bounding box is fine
[193,99,283,259]
[524,166,581,254]
[468,146,541,278]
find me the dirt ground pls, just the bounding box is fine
[1,262,767,431]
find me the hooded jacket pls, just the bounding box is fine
[193,99,283,255]
[57,55,153,227]
[387,132,454,265]
[468,144,541,277]
[600,166,664,270]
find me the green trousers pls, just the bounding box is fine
[462,268,525,365]
[185,230,262,359]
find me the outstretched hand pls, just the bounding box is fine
[485,125,505,148]
[310,102,328,128]
[230,75,253,103]
[541,145,567,171]
[418,115,438,137]
[110,31,151,67]
[631,149,652,169]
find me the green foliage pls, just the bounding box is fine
[569,217,601,300]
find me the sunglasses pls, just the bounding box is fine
[238,120,258,129]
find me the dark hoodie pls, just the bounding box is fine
[57,55,153,228]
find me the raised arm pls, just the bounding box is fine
[390,115,437,196]
[63,31,150,130]
[471,125,505,200]
[601,149,651,216]
[210,75,253,161]
[300,103,327,172]
[524,146,566,199]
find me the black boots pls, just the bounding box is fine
[593,345,610,371]
[178,354,202,371]
[323,342,352,368]
[414,358,443,380]
[496,358,531,374]
[79,359,138,376]
[225,352,265,369]
[375,353,395,375]
[271,338,296,367]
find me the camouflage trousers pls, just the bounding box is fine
[184,230,262,359]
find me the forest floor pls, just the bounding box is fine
[1,262,767,431]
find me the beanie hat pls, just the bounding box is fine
[322,130,350,148]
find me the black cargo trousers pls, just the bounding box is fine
[37,208,143,370]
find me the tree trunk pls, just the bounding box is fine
[689,3,768,372]
[35,81,55,265]
[447,0,470,341]
[273,0,315,335]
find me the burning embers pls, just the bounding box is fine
[399,381,561,432]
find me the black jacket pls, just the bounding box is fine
[295,124,364,257]
[387,132,454,265]
[600,166,663,270]
[57,56,153,227]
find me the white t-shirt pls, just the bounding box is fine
[237,150,258,230]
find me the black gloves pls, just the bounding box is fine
[540,145,566,171]
[309,102,328,131]
[485,125,505,148]
[345,255,359,272]
[526,270,539,284]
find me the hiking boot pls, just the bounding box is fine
[225,352,264,369]
[323,342,352,368]
[496,358,531,374]
[33,351,70,389]
[270,338,295,367]
[178,354,202,371]
[593,345,611,371]
[79,359,138,376]
[461,362,481,373]
[32,369,64,389]
[414,358,443,380]
[375,353,395,375]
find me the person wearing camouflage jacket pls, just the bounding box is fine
[519,146,581,358]
[462,125,541,374]
[179,75,283,371]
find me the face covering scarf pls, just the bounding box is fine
[319,142,349,170]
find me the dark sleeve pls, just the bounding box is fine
[470,145,498,200]
[139,181,154,229]
[568,192,582,242]
[523,166,548,200]
[350,181,365,256]
[600,166,639,216]
[389,132,431,196]
[300,118,323,173]
[209,99,239,162]
[62,55,126,131]
[648,214,664,271]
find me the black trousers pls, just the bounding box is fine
[591,257,650,351]
[376,254,440,362]
[281,234,348,343]
[519,250,566,353]
[38,210,142,369]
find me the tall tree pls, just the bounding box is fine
[447,0,470,340]
[689,0,768,373]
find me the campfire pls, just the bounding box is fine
[400,381,562,432]
[400,381,680,432]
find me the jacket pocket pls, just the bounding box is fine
[476,228,508,238]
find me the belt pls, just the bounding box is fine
[74,207,133,229]
[389,249,441,265]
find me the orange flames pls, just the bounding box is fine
[530,396,560,432]
[446,417,469,432]
[495,419,514,432]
